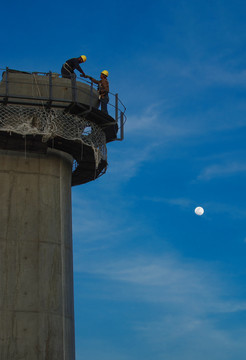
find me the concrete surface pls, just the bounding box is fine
[0,71,100,108]
[0,149,75,360]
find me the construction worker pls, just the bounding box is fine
[61,55,87,79]
[86,70,109,114]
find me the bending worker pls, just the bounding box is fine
[86,70,109,114]
[61,55,87,79]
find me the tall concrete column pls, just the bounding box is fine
[0,149,75,360]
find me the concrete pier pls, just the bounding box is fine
[0,149,75,360]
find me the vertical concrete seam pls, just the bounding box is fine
[60,157,66,360]
[37,155,41,360]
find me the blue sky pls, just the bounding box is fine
[2,0,246,359]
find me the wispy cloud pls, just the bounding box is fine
[201,201,246,219]
[133,315,246,360]
[76,339,135,360]
[153,56,246,88]
[72,195,134,245]
[198,161,246,180]
[125,104,200,140]
[75,252,244,315]
[144,196,246,219]
[108,142,156,181]
[145,196,193,209]
[193,62,246,88]
[74,252,246,359]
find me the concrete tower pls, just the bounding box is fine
[0,68,125,360]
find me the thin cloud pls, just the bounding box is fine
[108,144,154,180]
[192,63,246,88]
[198,162,246,180]
[200,201,246,219]
[76,339,135,360]
[72,196,134,244]
[74,252,246,359]
[75,253,244,316]
[126,106,200,140]
[145,196,193,209]
[152,56,246,89]
[133,315,246,360]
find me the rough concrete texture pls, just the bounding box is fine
[0,71,100,108]
[0,149,75,360]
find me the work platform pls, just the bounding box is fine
[0,68,126,185]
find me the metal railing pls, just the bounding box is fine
[0,67,126,141]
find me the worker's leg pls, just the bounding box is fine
[100,96,109,114]
[61,66,72,79]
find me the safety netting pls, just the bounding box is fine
[0,104,107,166]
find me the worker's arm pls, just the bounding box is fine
[73,59,85,77]
[85,75,100,84]
[77,66,85,77]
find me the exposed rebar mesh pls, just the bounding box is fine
[0,104,107,165]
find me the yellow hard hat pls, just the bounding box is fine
[80,55,87,62]
[101,70,109,77]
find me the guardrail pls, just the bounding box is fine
[0,67,126,141]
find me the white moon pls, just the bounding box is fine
[195,206,204,216]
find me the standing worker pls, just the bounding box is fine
[61,55,87,79]
[86,70,109,114]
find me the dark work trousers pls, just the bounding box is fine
[61,65,77,101]
[61,65,76,79]
[100,95,109,114]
